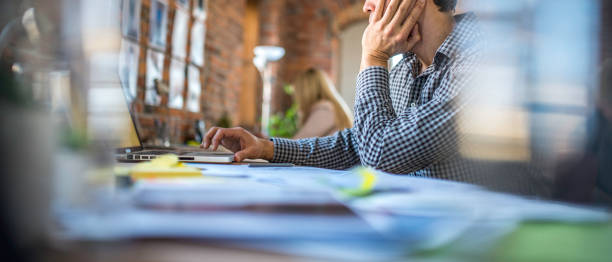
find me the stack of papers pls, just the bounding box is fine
[131,178,348,213]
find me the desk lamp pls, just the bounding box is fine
[253,45,285,136]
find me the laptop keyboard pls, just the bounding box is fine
[132,150,172,155]
[132,147,227,155]
[126,148,232,161]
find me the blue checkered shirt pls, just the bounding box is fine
[271,13,483,183]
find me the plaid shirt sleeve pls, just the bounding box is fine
[270,128,361,169]
[352,65,472,174]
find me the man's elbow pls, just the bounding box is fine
[360,151,432,175]
[360,156,404,174]
[362,162,408,174]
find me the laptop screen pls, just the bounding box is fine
[117,95,141,149]
[87,84,141,149]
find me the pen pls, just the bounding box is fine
[248,163,294,168]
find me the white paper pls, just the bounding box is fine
[58,208,381,241]
[118,40,139,102]
[171,9,189,59]
[186,65,201,112]
[188,164,611,224]
[121,0,141,39]
[187,163,358,192]
[168,59,186,109]
[145,49,164,106]
[349,189,611,223]
[190,20,205,67]
[149,0,168,48]
[132,178,341,209]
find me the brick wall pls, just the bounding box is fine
[258,0,366,113]
[202,0,246,127]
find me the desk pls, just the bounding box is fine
[49,162,612,261]
[42,222,612,262]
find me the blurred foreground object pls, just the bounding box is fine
[458,0,602,197]
[553,59,612,204]
[1,0,124,260]
[591,59,612,202]
[0,0,64,260]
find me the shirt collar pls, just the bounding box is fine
[403,12,481,70]
[436,12,480,64]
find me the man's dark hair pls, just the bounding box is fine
[433,0,457,12]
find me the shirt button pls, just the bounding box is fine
[411,103,417,107]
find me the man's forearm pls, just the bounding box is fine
[269,129,360,169]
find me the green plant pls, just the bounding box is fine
[216,113,232,128]
[268,85,297,138]
[268,103,298,138]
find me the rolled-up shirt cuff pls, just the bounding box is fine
[270,137,305,164]
[357,66,389,93]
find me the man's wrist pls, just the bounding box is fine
[263,139,274,161]
[360,52,389,71]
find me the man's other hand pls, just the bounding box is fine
[361,0,425,70]
[201,127,274,162]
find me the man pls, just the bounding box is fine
[202,0,482,182]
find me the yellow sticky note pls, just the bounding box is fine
[148,154,179,167]
[339,167,378,197]
[130,154,202,180]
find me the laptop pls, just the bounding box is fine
[113,111,235,163]
[107,91,234,164]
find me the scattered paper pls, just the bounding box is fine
[56,164,612,261]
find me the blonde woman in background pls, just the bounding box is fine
[292,68,353,139]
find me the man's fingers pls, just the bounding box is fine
[211,128,246,151]
[210,129,227,150]
[389,0,415,30]
[380,0,401,25]
[234,149,251,163]
[373,0,386,22]
[202,127,219,148]
[401,0,425,33]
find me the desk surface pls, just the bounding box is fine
[50,162,612,261]
[45,222,612,262]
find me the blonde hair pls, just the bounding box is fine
[292,68,353,130]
